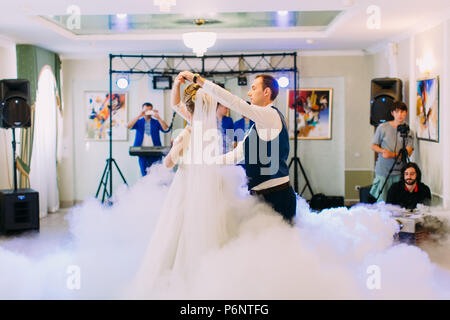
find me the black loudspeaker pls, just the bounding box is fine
[359,185,376,204]
[370,78,402,126]
[0,79,31,129]
[309,193,345,211]
[0,189,39,234]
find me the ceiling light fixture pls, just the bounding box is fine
[154,0,176,12]
[182,32,217,57]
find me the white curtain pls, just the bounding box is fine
[30,67,60,218]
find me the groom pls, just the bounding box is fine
[180,71,296,223]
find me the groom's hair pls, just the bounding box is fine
[256,74,279,101]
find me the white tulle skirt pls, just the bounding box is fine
[127,163,243,298]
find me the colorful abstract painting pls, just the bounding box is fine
[85,92,127,141]
[286,88,333,140]
[416,77,439,142]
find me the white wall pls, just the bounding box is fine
[0,42,17,189]
[413,24,445,198]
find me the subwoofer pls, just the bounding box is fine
[0,189,39,234]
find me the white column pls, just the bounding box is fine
[386,42,399,78]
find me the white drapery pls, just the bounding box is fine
[30,67,62,218]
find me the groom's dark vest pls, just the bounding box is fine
[244,106,290,190]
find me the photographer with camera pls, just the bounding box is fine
[369,101,414,202]
[127,102,169,176]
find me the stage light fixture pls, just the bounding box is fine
[116,76,129,89]
[153,75,173,90]
[277,76,289,88]
[238,75,247,86]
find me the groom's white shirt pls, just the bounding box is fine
[202,80,289,191]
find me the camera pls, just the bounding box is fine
[397,123,409,137]
[145,110,155,116]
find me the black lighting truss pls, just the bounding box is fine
[98,52,314,203]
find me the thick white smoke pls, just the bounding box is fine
[0,163,449,299]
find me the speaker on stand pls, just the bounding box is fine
[0,79,40,234]
[370,77,402,126]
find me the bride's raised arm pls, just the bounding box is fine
[171,75,191,122]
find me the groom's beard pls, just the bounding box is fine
[405,178,416,186]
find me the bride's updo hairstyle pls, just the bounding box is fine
[183,83,201,114]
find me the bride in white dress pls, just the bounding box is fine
[128,76,240,298]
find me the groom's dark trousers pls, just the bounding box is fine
[250,182,297,224]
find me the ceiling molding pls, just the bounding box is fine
[28,16,77,40]
[60,52,109,60]
[30,16,330,41]
[60,49,302,60]
[325,7,359,36]
[300,50,365,56]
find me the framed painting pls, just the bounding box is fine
[286,88,333,140]
[416,77,439,142]
[85,91,128,141]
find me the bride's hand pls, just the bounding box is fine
[175,74,185,85]
[180,71,195,82]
